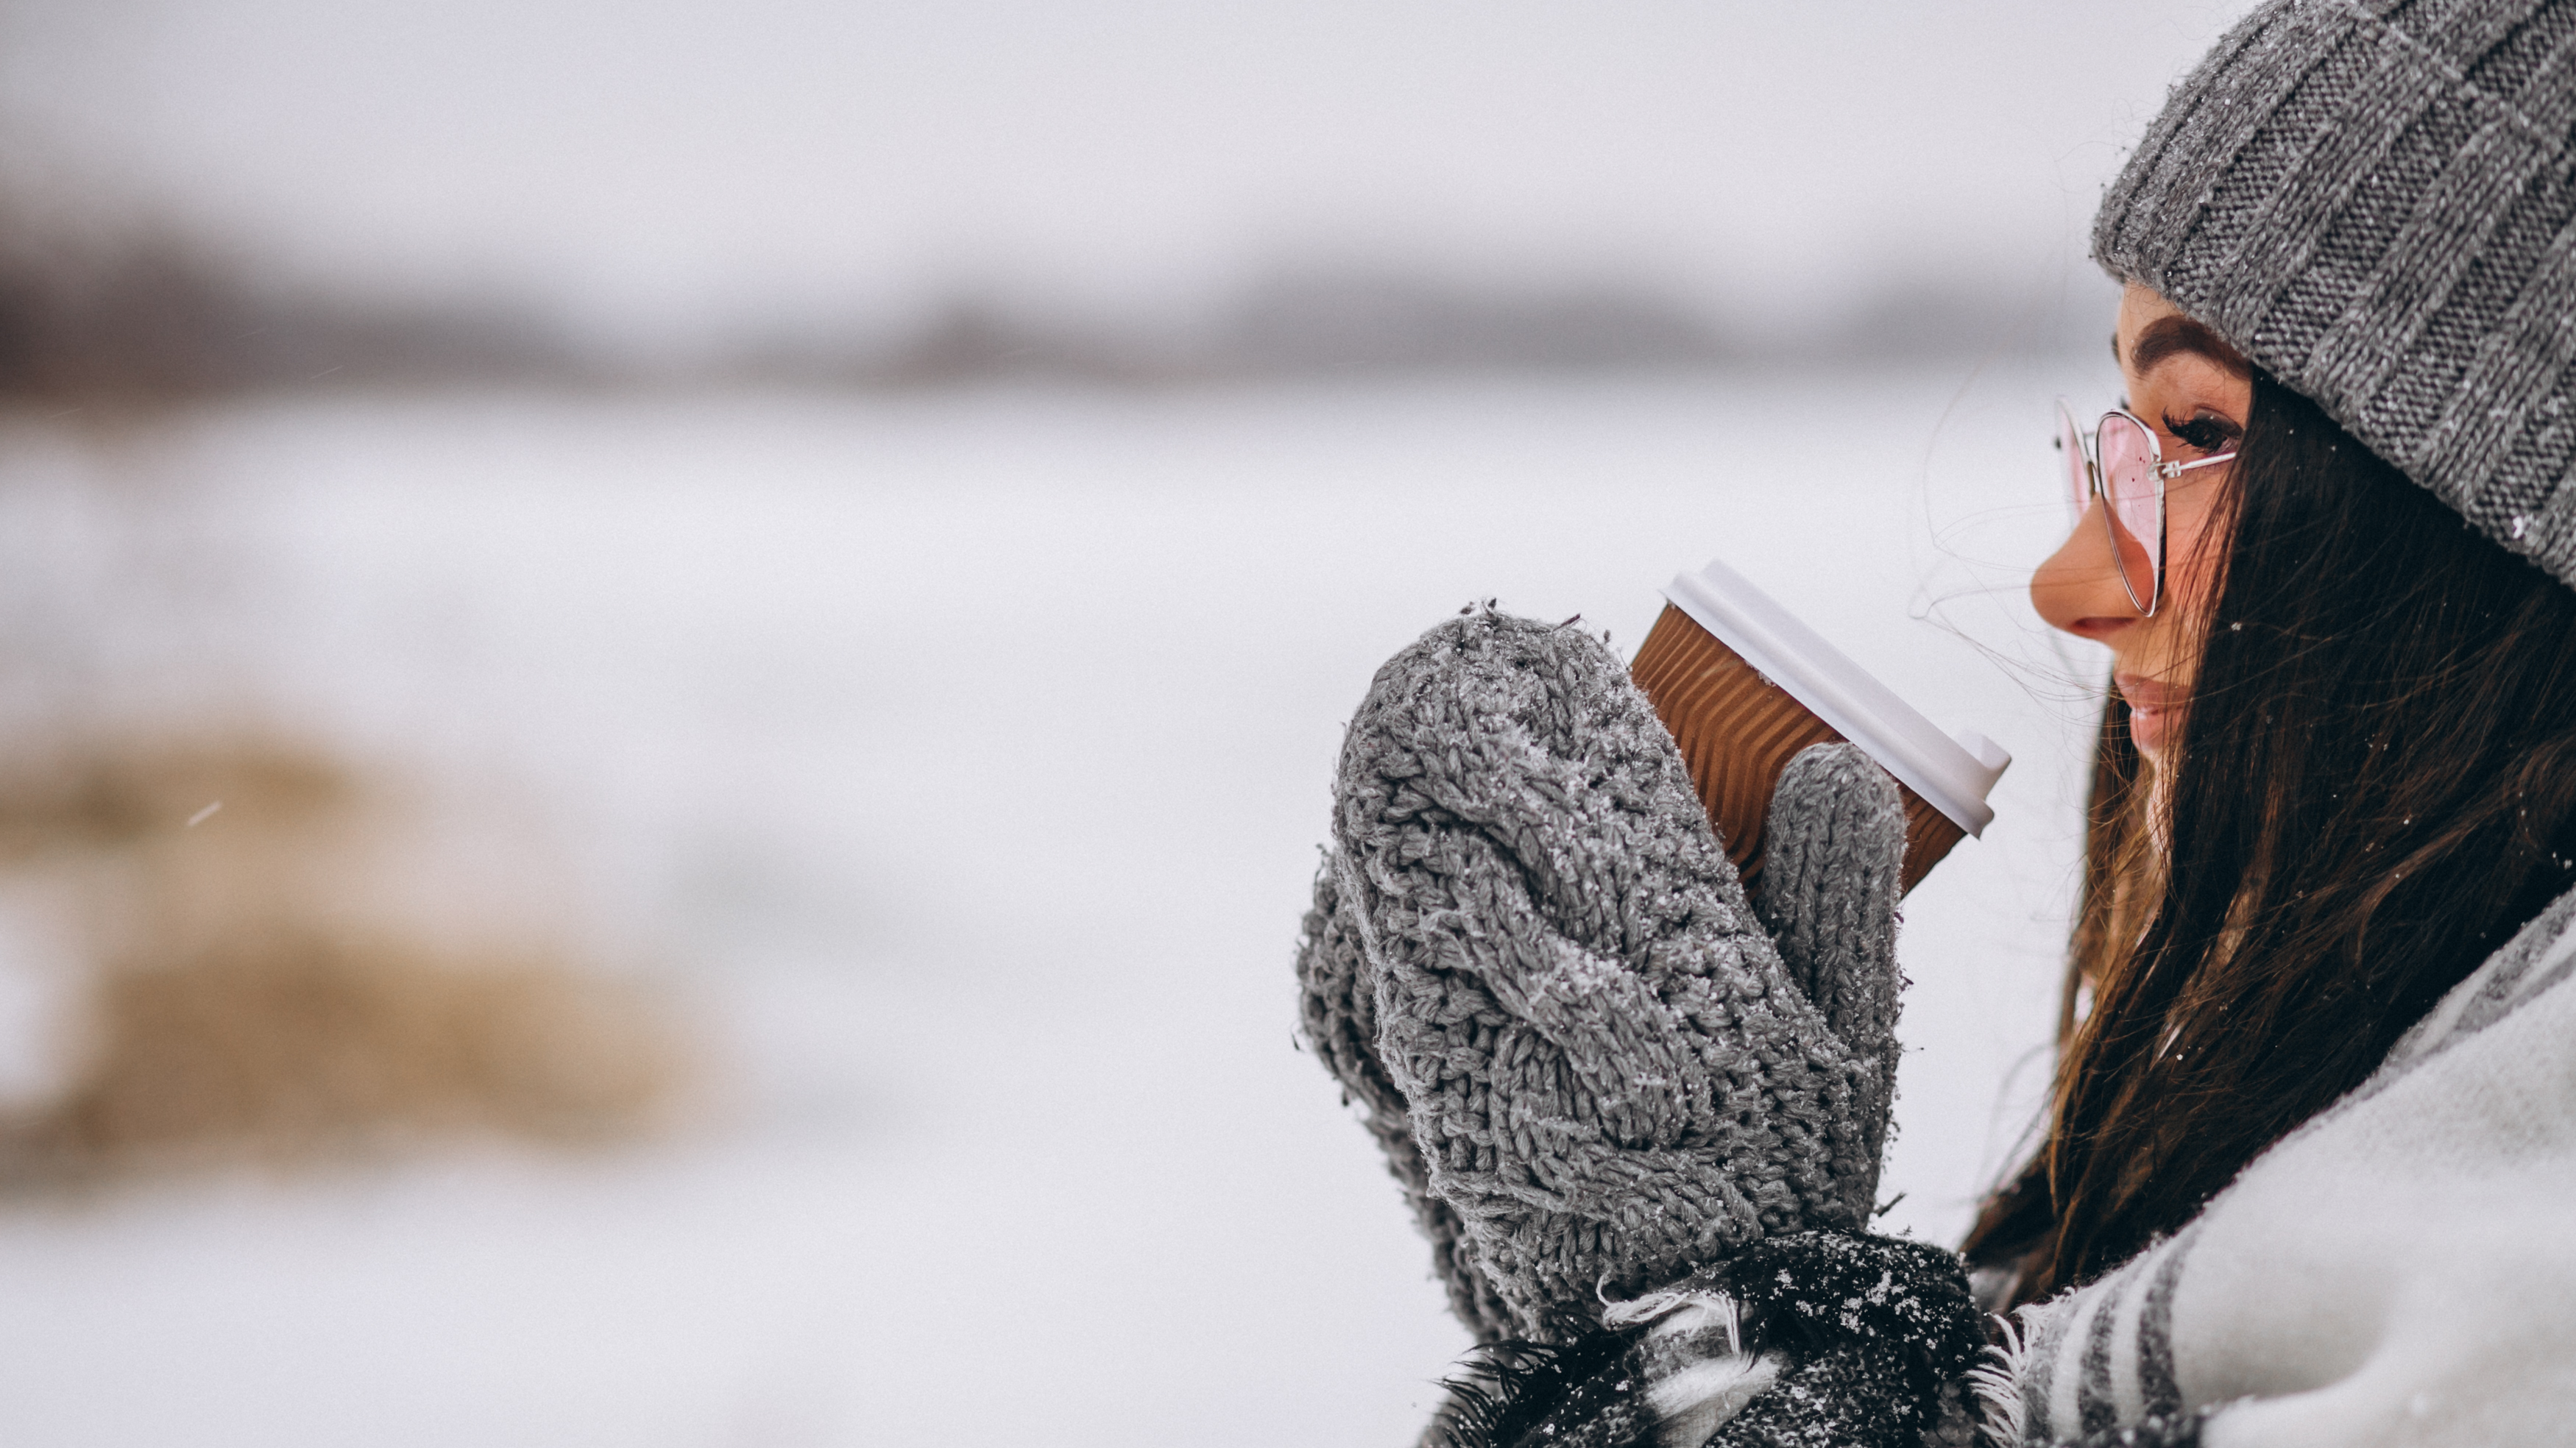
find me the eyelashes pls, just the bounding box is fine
[2162,410,2241,454]
[2116,393,2246,455]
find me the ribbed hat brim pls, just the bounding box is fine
[2095,0,2576,590]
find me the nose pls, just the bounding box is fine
[2031,503,2146,642]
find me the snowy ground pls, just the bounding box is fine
[0,366,2112,1446]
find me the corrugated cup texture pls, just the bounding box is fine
[1629,605,1963,895]
[2094,0,2576,592]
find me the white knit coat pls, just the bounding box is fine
[1981,884,2576,1446]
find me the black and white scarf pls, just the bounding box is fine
[1432,1232,1982,1448]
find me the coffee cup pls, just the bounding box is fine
[1630,558,2009,896]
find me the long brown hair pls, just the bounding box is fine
[1964,371,2576,1307]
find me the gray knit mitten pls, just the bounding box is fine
[1295,608,1908,1343]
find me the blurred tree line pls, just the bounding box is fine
[0,191,2102,397]
[0,213,582,398]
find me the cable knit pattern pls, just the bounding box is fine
[1296,608,1906,1342]
[1297,865,1522,1343]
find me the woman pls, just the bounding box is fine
[1973,285,2576,1310]
[1300,1,2576,1443]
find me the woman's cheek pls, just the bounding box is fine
[2166,486,2232,618]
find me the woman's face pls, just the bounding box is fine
[2031,283,2251,763]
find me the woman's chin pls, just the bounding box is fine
[2129,705,2168,760]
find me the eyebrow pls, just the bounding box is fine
[2116,315,2253,378]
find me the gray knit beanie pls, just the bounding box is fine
[2093,0,2576,591]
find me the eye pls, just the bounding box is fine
[2162,410,2240,455]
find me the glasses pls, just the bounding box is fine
[2055,401,2237,616]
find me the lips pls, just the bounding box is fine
[2115,674,2182,711]
[2116,672,2184,757]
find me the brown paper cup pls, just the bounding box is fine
[1631,603,1967,897]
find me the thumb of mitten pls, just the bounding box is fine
[1755,742,1905,1213]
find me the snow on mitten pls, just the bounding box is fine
[1755,739,1908,1193]
[1296,608,1907,1342]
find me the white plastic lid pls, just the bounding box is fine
[1662,558,2011,837]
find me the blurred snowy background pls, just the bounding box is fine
[0,2,2255,1444]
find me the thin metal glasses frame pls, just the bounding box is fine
[2054,400,2237,617]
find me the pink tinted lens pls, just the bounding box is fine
[2057,406,2090,522]
[2095,413,2163,606]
